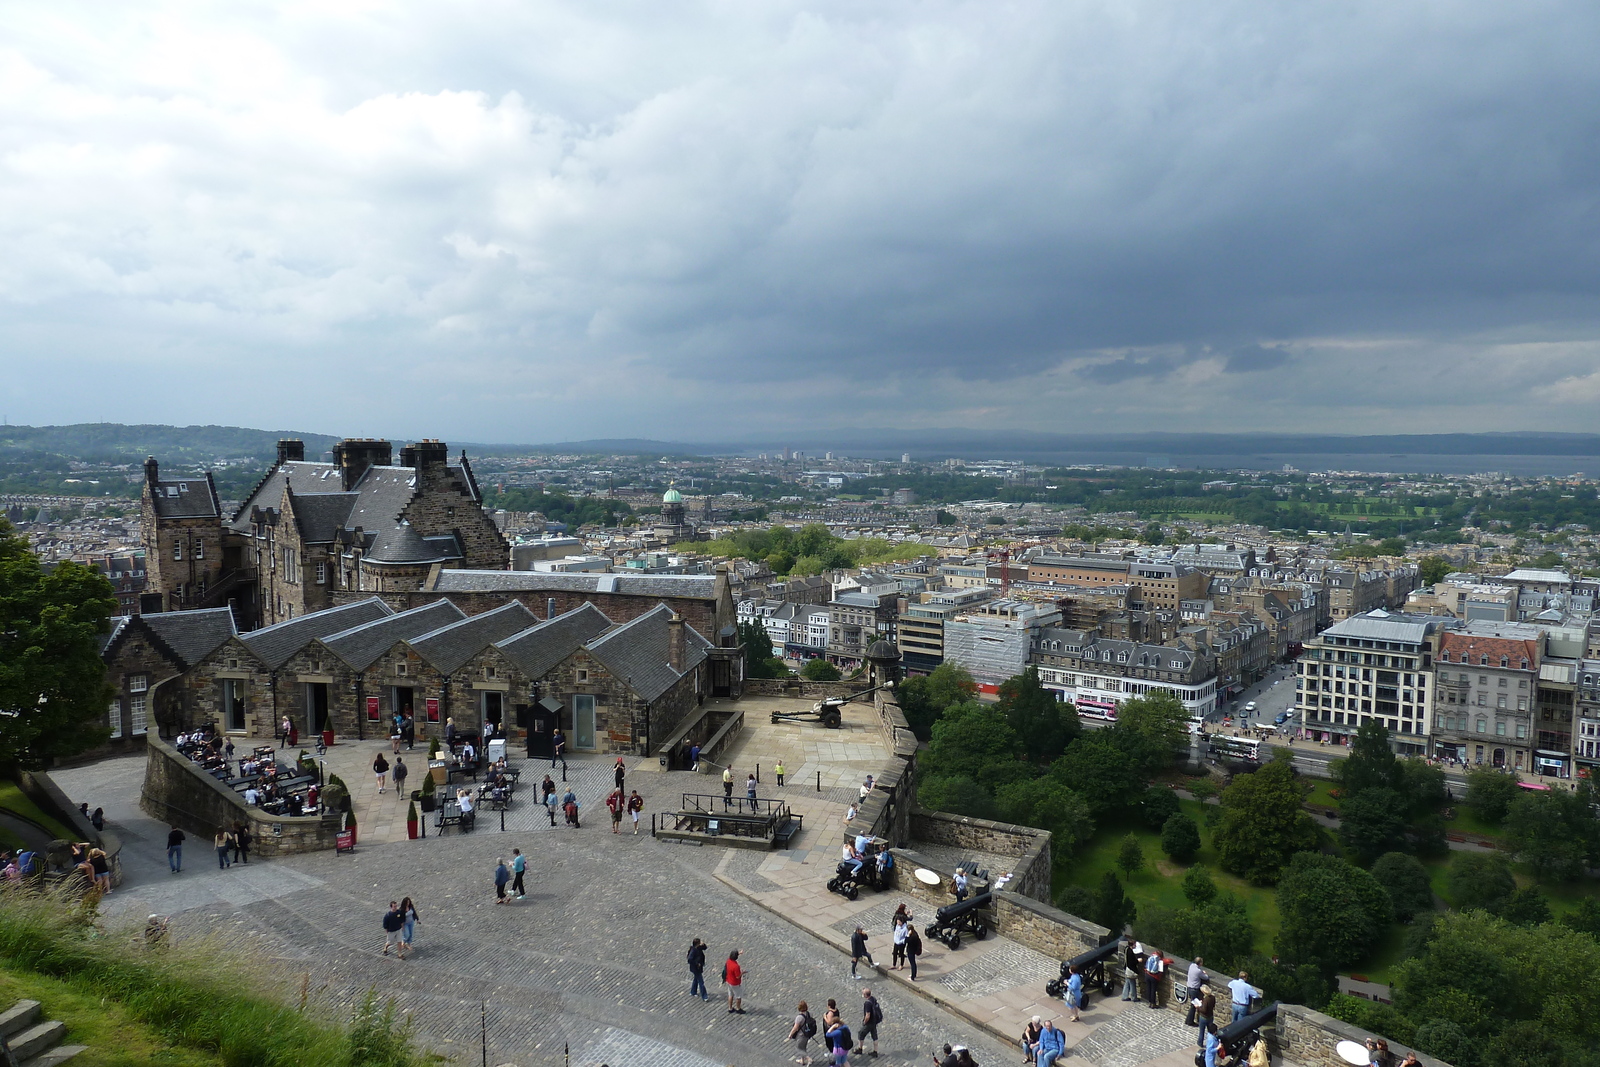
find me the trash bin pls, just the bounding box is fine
[486,738,506,764]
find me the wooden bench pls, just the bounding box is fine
[773,813,804,848]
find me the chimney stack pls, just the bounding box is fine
[331,439,392,491]
[399,439,449,469]
[547,597,558,621]
[667,612,686,672]
[144,456,159,484]
[277,439,305,464]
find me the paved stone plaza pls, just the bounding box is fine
[53,695,1194,1067]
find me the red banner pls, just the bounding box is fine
[366,696,380,721]
[425,697,440,723]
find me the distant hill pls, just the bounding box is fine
[0,424,341,463]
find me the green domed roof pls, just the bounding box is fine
[663,487,683,503]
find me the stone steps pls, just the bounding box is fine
[0,1000,87,1067]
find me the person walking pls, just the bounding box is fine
[231,821,251,865]
[563,788,579,827]
[1203,1024,1222,1067]
[374,752,389,794]
[399,896,419,951]
[850,926,874,978]
[628,789,644,833]
[393,757,409,798]
[905,924,922,981]
[689,741,701,771]
[722,949,744,1013]
[1121,939,1143,1000]
[551,728,566,769]
[614,756,626,791]
[381,901,407,958]
[723,765,735,808]
[494,858,511,904]
[605,787,625,832]
[1184,957,1210,1026]
[1065,964,1084,1022]
[790,1000,817,1065]
[402,713,415,750]
[166,827,184,873]
[1195,990,1216,1049]
[825,1018,852,1067]
[213,826,234,869]
[857,988,882,1058]
[511,848,527,899]
[687,937,709,1000]
[891,914,909,970]
[279,716,292,749]
[545,787,559,827]
[746,772,759,813]
[1144,951,1167,1009]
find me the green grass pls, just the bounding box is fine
[1303,781,1341,812]
[1057,799,1283,953]
[0,967,226,1067]
[1439,806,1506,841]
[0,782,79,843]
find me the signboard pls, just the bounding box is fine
[366,696,380,721]
[335,829,355,853]
[425,697,440,723]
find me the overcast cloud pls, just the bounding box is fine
[2,1,1598,444]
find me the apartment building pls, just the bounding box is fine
[896,586,995,674]
[1430,622,1542,771]
[1029,627,1217,719]
[943,600,1061,690]
[1295,609,1445,756]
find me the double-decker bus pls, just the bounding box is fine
[1075,697,1119,722]
[1206,735,1263,767]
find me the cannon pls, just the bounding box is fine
[924,891,992,950]
[771,697,845,729]
[1044,938,1120,1000]
[1216,1002,1276,1056]
[826,858,889,900]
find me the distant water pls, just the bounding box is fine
[838,451,1596,477]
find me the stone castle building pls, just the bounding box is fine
[141,437,509,628]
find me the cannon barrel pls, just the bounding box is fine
[1217,1002,1277,1054]
[933,891,993,923]
[1059,937,1120,978]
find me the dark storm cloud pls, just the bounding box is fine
[1,1,1599,438]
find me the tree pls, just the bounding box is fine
[1331,719,1402,797]
[1141,522,1165,546]
[1496,887,1553,928]
[1560,897,1600,939]
[1338,788,1412,866]
[1503,788,1600,882]
[1418,555,1453,586]
[920,702,1021,783]
[1181,864,1218,906]
[1213,761,1322,885]
[800,658,841,681]
[916,775,996,820]
[1140,785,1181,829]
[0,520,117,768]
[1446,852,1515,912]
[737,620,787,679]
[1274,853,1393,971]
[1464,765,1521,825]
[898,663,978,740]
[994,778,1095,853]
[1117,834,1146,878]
[1056,884,1095,919]
[997,668,1079,763]
[1111,692,1191,774]
[1410,1020,1475,1067]
[1161,814,1202,864]
[1048,733,1144,817]
[1091,871,1137,933]
[1370,852,1434,923]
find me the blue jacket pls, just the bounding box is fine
[1038,1026,1066,1057]
[494,863,510,886]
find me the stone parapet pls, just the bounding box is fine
[910,808,1052,904]
[1278,1004,1453,1067]
[993,891,1106,961]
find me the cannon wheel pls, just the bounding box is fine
[924,924,939,939]
[819,709,842,729]
[945,932,961,950]
[974,924,988,941]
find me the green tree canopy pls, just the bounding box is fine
[898,663,977,740]
[1048,733,1145,817]
[1338,787,1412,866]
[1111,692,1191,774]
[1370,852,1434,923]
[1331,719,1403,796]
[0,520,117,767]
[1417,555,1453,586]
[799,658,841,681]
[1212,762,1322,885]
[736,620,789,679]
[1181,864,1218,906]
[1140,784,1181,829]
[1160,813,1202,864]
[1560,897,1600,939]
[993,778,1095,853]
[1091,871,1137,933]
[916,775,996,820]
[1496,887,1553,928]
[1116,833,1146,877]
[1502,786,1600,882]
[996,667,1079,762]
[1274,852,1393,971]
[1464,765,1521,825]
[920,702,1021,783]
[1447,852,1516,912]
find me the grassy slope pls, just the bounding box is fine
[0,967,223,1067]
[0,782,79,843]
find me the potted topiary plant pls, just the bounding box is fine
[428,737,441,759]
[418,772,437,813]
[407,800,419,840]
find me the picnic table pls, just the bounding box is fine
[435,801,476,833]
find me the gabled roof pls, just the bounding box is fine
[240,598,394,669]
[100,616,132,656]
[286,491,359,543]
[142,607,239,667]
[320,600,467,671]
[148,474,221,519]
[408,601,540,675]
[585,602,711,703]
[429,570,718,599]
[496,603,613,678]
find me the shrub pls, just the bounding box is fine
[1160,814,1202,864]
[1140,785,1181,829]
[1446,852,1514,912]
[1371,852,1434,922]
[1116,834,1146,877]
[1181,865,1218,906]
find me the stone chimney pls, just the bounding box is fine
[667,612,686,672]
[331,439,392,491]
[277,439,305,464]
[144,456,159,485]
[399,439,449,469]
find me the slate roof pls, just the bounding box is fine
[320,600,468,671]
[496,604,613,679]
[142,607,239,667]
[585,603,711,703]
[430,570,718,600]
[239,598,394,669]
[408,601,539,675]
[287,491,358,543]
[1323,609,1441,645]
[99,616,132,656]
[148,474,221,519]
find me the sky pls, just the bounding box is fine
[2,1,1598,445]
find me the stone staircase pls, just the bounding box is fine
[0,1000,86,1067]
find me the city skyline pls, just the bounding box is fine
[3,3,1598,441]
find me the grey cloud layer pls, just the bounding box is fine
[1,1,1597,439]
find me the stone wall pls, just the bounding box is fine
[19,771,125,887]
[741,678,862,700]
[140,734,341,856]
[909,809,1053,904]
[994,891,1107,961]
[1278,1004,1452,1067]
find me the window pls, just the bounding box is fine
[577,669,589,682]
[1496,720,1506,736]
[195,541,204,560]
[1501,656,1509,667]
[108,700,122,739]
[128,674,148,693]
[1517,722,1528,738]
[1476,717,1487,734]
[130,694,147,736]
[316,562,327,585]
[1499,677,1507,687]
[396,663,407,676]
[173,542,183,561]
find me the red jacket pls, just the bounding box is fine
[723,958,742,985]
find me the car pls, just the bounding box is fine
[1244,701,1257,712]
[1274,711,1291,725]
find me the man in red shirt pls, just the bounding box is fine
[723,949,744,1014]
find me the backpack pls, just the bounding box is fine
[17,852,35,876]
[868,999,883,1025]
[836,1026,853,1051]
[801,1013,817,1038]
